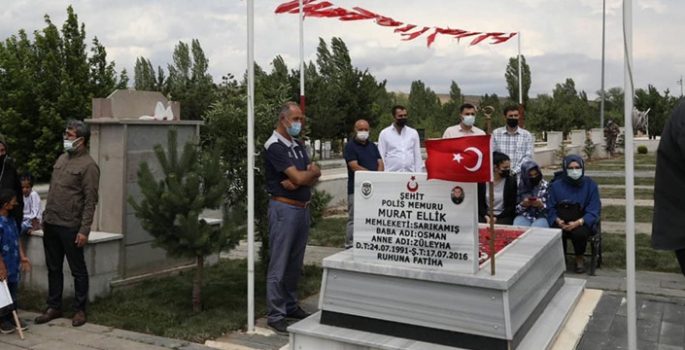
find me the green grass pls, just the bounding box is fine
[592,176,654,186]
[598,234,681,273]
[19,259,322,343]
[602,205,653,223]
[309,217,346,248]
[599,188,654,200]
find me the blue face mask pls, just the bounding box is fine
[63,137,82,152]
[567,169,583,180]
[285,119,302,136]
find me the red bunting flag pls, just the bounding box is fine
[274,0,517,47]
[275,0,318,14]
[425,136,493,183]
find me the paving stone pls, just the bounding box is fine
[663,305,685,324]
[0,341,27,350]
[658,344,685,350]
[587,293,622,333]
[29,324,108,345]
[31,340,97,350]
[107,329,189,348]
[81,335,169,350]
[639,340,659,350]
[0,332,53,348]
[639,299,666,321]
[606,315,629,349]
[576,331,608,350]
[659,322,685,347]
[225,332,288,348]
[637,318,662,343]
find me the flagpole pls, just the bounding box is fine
[483,106,496,275]
[246,0,256,333]
[517,32,524,128]
[299,0,305,113]
[623,0,637,348]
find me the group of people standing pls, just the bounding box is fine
[342,103,601,274]
[0,120,100,334]
[262,101,602,334]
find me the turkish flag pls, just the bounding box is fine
[425,135,493,183]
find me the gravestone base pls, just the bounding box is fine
[289,227,585,350]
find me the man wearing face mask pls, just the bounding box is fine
[344,119,384,249]
[378,105,423,172]
[36,119,100,327]
[442,103,485,138]
[263,102,321,334]
[492,106,534,177]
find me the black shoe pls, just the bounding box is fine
[286,307,311,320]
[0,321,15,334]
[267,319,290,335]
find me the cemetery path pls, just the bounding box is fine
[0,311,214,350]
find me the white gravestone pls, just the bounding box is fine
[353,171,479,273]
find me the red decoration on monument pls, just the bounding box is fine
[424,135,493,183]
[274,0,517,47]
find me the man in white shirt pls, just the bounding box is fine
[378,105,423,172]
[442,103,486,138]
[492,106,534,176]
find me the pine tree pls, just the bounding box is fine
[129,128,242,311]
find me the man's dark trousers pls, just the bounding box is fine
[43,222,88,311]
[266,199,310,323]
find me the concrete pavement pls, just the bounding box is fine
[0,311,213,350]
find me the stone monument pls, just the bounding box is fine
[288,171,586,350]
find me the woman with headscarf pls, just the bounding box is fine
[513,161,549,227]
[478,151,517,225]
[547,154,601,273]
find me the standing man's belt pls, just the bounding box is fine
[272,196,309,208]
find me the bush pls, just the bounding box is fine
[637,145,648,154]
[310,188,333,228]
[554,142,569,163]
[583,133,596,160]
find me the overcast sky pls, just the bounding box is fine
[1,0,683,99]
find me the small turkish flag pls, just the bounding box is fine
[425,135,493,183]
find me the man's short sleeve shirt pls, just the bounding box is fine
[264,131,311,202]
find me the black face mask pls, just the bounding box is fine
[396,118,407,127]
[507,119,519,128]
[529,176,542,186]
[499,169,511,178]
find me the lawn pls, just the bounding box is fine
[592,176,654,187]
[309,217,346,248]
[599,233,681,273]
[19,259,323,343]
[602,205,653,223]
[600,188,653,200]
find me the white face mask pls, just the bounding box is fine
[64,137,82,152]
[356,131,369,141]
[567,169,583,180]
[462,115,476,126]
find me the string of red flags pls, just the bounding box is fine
[274,0,517,47]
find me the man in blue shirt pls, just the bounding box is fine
[264,102,321,334]
[344,119,384,249]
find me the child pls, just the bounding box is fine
[0,189,30,333]
[19,173,41,235]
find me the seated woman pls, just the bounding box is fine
[478,151,517,225]
[513,161,550,227]
[547,154,601,273]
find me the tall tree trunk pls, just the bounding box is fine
[192,255,203,312]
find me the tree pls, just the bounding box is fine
[438,81,464,132]
[167,39,215,120]
[0,6,126,180]
[635,85,679,138]
[505,55,532,107]
[596,87,624,126]
[407,80,442,137]
[129,128,242,311]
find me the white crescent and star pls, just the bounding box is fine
[452,147,484,172]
